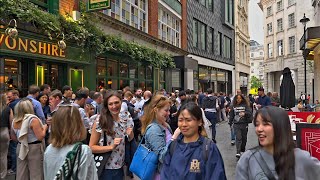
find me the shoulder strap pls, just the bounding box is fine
[250,148,276,180]
[103,131,107,146]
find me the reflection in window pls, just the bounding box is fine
[107,79,118,90]
[97,58,106,76]
[120,79,129,90]
[1,59,20,91]
[120,62,128,78]
[139,65,146,79]
[129,80,139,91]
[146,81,153,91]
[108,60,118,77]
[97,77,106,90]
[193,70,198,92]
[50,65,59,89]
[146,66,152,80]
[129,63,138,78]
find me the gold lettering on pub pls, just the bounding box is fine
[0,33,65,58]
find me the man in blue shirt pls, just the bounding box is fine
[27,85,45,124]
[256,87,272,109]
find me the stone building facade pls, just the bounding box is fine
[235,0,251,95]
[259,0,314,98]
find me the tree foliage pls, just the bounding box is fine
[250,76,263,89]
[0,0,175,68]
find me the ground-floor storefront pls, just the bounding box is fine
[187,54,235,95]
[0,26,92,96]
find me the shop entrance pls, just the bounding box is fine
[36,62,67,91]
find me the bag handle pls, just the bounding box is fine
[250,148,276,180]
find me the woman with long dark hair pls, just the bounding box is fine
[236,106,320,180]
[89,91,134,180]
[229,94,252,158]
[161,102,226,179]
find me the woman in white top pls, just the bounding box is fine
[11,98,48,180]
[89,90,134,180]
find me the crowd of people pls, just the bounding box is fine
[1,84,320,180]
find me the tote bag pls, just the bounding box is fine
[129,126,158,180]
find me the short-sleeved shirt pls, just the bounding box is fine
[95,111,133,169]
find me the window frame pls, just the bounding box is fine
[289,36,296,54]
[288,13,295,28]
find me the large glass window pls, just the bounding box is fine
[277,18,283,32]
[225,0,234,25]
[0,59,20,92]
[217,32,222,55]
[158,7,181,47]
[104,0,147,32]
[288,13,295,28]
[267,23,273,35]
[208,28,214,53]
[193,19,206,50]
[289,36,295,53]
[268,43,273,58]
[277,40,283,56]
[224,36,232,59]
[107,60,118,77]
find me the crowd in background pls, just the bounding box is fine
[1,84,320,180]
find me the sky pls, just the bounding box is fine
[249,0,264,44]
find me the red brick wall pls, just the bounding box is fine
[181,0,187,50]
[148,0,158,38]
[60,0,79,16]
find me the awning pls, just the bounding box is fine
[299,26,320,60]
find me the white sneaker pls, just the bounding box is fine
[231,140,235,145]
[236,153,241,158]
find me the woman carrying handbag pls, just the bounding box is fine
[130,95,180,180]
[89,91,134,180]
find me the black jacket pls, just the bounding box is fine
[202,96,218,110]
[229,103,252,124]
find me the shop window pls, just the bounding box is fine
[146,65,152,80]
[0,59,20,92]
[129,80,139,91]
[120,62,128,78]
[97,77,106,90]
[70,68,83,91]
[139,65,146,79]
[146,81,153,91]
[97,58,107,76]
[119,79,129,90]
[107,79,118,90]
[171,69,181,88]
[107,60,118,77]
[193,70,198,92]
[49,64,59,89]
[210,69,217,81]
[129,63,138,79]
[159,69,165,90]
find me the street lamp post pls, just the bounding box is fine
[300,13,310,98]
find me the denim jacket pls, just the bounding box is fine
[144,121,172,170]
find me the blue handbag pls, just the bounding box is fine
[129,130,158,180]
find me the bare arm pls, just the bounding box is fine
[89,121,116,153]
[30,118,48,141]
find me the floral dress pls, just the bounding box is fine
[95,111,134,169]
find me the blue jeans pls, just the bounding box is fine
[230,125,236,141]
[9,140,17,171]
[100,167,124,180]
[204,111,217,141]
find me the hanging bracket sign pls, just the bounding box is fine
[87,0,111,12]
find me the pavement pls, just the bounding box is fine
[216,120,258,180]
[4,121,258,180]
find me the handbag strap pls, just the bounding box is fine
[103,131,107,146]
[250,148,276,180]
